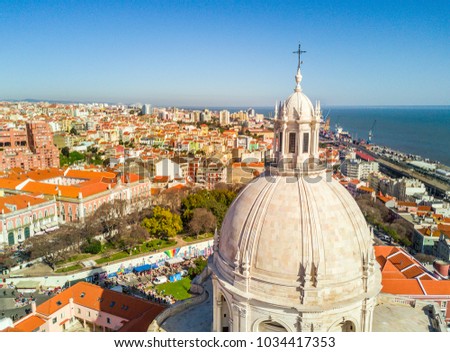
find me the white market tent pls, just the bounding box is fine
[165,257,184,266]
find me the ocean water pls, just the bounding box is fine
[249,106,450,166]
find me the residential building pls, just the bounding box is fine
[3,282,164,332]
[0,122,60,171]
[0,168,151,224]
[340,159,379,180]
[0,194,57,248]
[219,110,230,126]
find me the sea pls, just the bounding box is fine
[201,105,450,167]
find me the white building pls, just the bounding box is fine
[341,159,379,180]
[155,158,184,180]
[209,60,381,332]
[142,104,152,115]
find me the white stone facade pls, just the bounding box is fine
[209,57,382,332]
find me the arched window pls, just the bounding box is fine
[342,321,356,332]
[288,132,296,153]
[302,132,309,154]
[219,295,230,332]
[258,320,288,332]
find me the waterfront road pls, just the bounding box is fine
[355,145,450,196]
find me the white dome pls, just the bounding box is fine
[284,91,314,122]
[214,173,381,309]
[209,54,381,332]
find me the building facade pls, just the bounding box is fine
[0,122,60,171]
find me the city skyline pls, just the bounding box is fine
[1,0,449,106]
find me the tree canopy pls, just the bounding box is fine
[188,208,217,237]
[141,206,183,240]
[181,189,236,227]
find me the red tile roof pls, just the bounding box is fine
[375,246,450,297]
[14,316,46,332]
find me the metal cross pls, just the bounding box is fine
[293,44,306,69]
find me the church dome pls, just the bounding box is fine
[215,173,381,309]
[284,90,315,122]
[209,48,381,332]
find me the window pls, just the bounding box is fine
[107,317,111,324]
[302,132,309,154]
[52,317,57,324]
[78,308,81,314]
[279,132,283,151]
[288,133,296,153]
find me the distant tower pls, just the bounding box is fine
[142,104,152,115]
[219,110,231,126]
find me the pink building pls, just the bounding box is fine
[0,194,57,248]
[0,168,151,224]
[0,122,60,171]
[4,282,165,332]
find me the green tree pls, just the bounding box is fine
[61,146,70,157]
[82,239,102,254]
[188,257,207,279]
[70,127,78,135]
[141,206,183,240]
[181,189,236,227]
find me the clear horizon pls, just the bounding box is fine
[1,1,449,106]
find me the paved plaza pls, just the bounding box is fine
[0,288,51,323]
[161,279,213,332]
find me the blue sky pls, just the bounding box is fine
[0,1,449,106]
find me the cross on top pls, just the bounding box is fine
[293,44,306,70]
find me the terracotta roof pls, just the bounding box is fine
[26,168,64,181]
[0,194,48,214]
[438,224,450,233]
[65,169,117,180]
[381,279,425,295]
[374,246,448,297]
[0,178,23,190]
[397,201,417,207]
[14,315,46,332]
[420,280,450,296]
[358,186,374,193]
[0,326,23,332]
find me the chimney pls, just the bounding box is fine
[31,301,37,313]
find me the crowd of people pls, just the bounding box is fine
[99,257,203,306]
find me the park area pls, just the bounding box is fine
[155,278,192,301]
